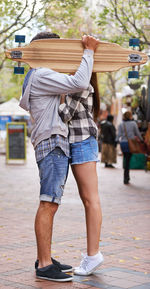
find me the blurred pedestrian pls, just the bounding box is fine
[59,72,104,276]
[116,111,143,184]
[100,114,117,168]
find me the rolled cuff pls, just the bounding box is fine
[40,194,61,205]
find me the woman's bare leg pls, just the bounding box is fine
[71,162,102,256]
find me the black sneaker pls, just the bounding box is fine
[124,179,129,184]
[36,264,73,282]
[107,164,115,168]
[35,257,72,272]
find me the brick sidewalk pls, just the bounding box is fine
[0,141,150,289]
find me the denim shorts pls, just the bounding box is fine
[70,136,99,165]
[37,148,69,205]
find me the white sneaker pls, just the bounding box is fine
[74,251,104,276]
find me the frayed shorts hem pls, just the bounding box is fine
[70,159,100,165]
[40,194,61,205]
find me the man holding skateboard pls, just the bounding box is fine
[20,32,99,282]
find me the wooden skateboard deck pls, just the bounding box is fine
[5,39,148,73]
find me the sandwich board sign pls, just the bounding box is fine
[6,122,27,164]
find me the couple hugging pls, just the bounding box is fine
[20,32,103,282]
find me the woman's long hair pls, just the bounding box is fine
[90,72,100,122]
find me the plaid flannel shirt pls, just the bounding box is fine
[35,135,69,163]
[59,85,98,143]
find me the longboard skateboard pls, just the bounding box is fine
[5,38,148,76]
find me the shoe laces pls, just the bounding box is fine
[79,253,88,270]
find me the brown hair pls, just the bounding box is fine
[123,111,132,121]
[90,72,100,122]
[30,32,60,42]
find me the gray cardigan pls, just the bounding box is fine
[116,120,143,142]
[19,49,94,148]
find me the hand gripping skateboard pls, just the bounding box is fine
[5,35,148,78]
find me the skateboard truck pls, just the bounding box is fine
[14,35,25,74]
[128,38,140,78]
[11,51,22,59]
[129,54,142,63]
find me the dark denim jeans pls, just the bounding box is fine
[123,152,132,181]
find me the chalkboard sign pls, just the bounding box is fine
[6,122,26,162]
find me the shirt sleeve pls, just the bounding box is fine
[110,125,116,141]
[59,89,90,122]
[59,95,81,123]
[37,50,94,95]
[134,122,143,140]
[116,124,122,142]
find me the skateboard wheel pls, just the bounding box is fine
[15,35,25,43]
[14,67,24,74]
[128,71,139,78]
[129,38,139,47]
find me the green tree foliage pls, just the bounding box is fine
[40,0,90,38]
[0,0,149,104]
[0,0,45,101]
[95,0,150,103]
[96,0,150,48]
[0,0,87,101]
[0,0,44,70]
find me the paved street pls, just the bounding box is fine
[0,140,150,289]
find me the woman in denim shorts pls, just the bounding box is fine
[59,73,104,276]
